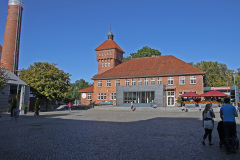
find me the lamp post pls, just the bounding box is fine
[233,71,237,107]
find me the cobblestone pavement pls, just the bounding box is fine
[0,106,240,160]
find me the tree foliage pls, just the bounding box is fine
[64,79,92,102]
[123,46,161,62]
[0,66,7,90]
[20,62,71,101]
[194,61,239,87]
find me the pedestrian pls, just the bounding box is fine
[68,102,72,112]
[154,104,157,108]
[220,97,238,153]
[131,101,134,111]
[182,105,185,111]
[199,104,202,111]
[202,104,215,145]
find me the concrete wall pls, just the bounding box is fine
[116,84,165,107]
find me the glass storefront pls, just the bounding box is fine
[124,91,155,104]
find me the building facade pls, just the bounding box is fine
[79,31,205,107]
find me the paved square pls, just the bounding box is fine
[0,107,240,160]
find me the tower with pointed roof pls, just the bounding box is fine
[95,31,124,75]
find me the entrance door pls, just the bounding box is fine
[167,91,175,106]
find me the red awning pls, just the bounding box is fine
[180,92,201,97]
[200,90,228,97]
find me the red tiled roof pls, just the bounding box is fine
[95,40,124,52]
[92,55,204,79]
[78,86,94,93]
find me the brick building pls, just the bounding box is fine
[79,31,205,107]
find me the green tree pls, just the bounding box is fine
[194,61,231,87]
[20,62,71,109]
[123,46,161,62]
[64,79,92,103]
[0,66,7,90]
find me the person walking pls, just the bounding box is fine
[68,102,72,112]
[220,97,238,153]
[131,101,134,111]
[202,104,215,145]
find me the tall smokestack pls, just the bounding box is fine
[1,0,23,74]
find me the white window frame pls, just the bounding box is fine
[168,77,174,85]
[151,78,155,85]
[108,62,110,67]
[179,92,182,96]
[98,80,102,87]
[87,93,91,100]
[126,79,130,86]
[106,80,111,87]
[144,78,149,85]
[97,93,100,100]
[157,77,162,85]
[99,53,101,56]
[105,62,107,67]
[116,80,120,86]
[138,78,142,85]
[132,79,136,86]
[190,76,196,84]
[110,93,116,100]
[104,93,107,100]
[101,93,103,99]
[102,62,104,67]
[179,76,185,85]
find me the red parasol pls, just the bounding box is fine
[180,92,201,97]
[200,90,229,97]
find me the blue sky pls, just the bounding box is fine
[0,0,239,83]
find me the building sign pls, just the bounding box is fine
[211,87,230,90]
[101,101,113,105]
[82,93,86,98]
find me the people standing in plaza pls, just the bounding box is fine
[182,105,185,111]
[220,97,238,153]
[68,102,72,112]
[202,104,215,145]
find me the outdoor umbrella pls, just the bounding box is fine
[180,92,201,97]
[200,90,228,97]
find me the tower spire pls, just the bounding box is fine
[107,28,114,40]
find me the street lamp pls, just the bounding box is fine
[233,71,237,107]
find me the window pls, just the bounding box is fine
[104,93,107,100]
[99,53,101,56]
[144,78,149,85]
[138,78,142,85]
[157,77,162,85]
[104,53,106,56]
[179,76,185,85]
[110,52,112,55]
[116,80,120,86]
[190,76,196,84]
[179,92,182,96]
[168,77,174,85]
[105,62,107,67]
[107,52,109,55]
[111,93,116,100]
[126,79,130,86]
[97,93,100,100]
[123,91,154,104]
[102,53,103,56]
[151,78,155,85]
[106,80,111,87]
[101,93,103,99]
[98,80,102,87]
[102,62,104,67]
[132,79,136,86]
[108,62,110,67]
[87,93,91,100]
